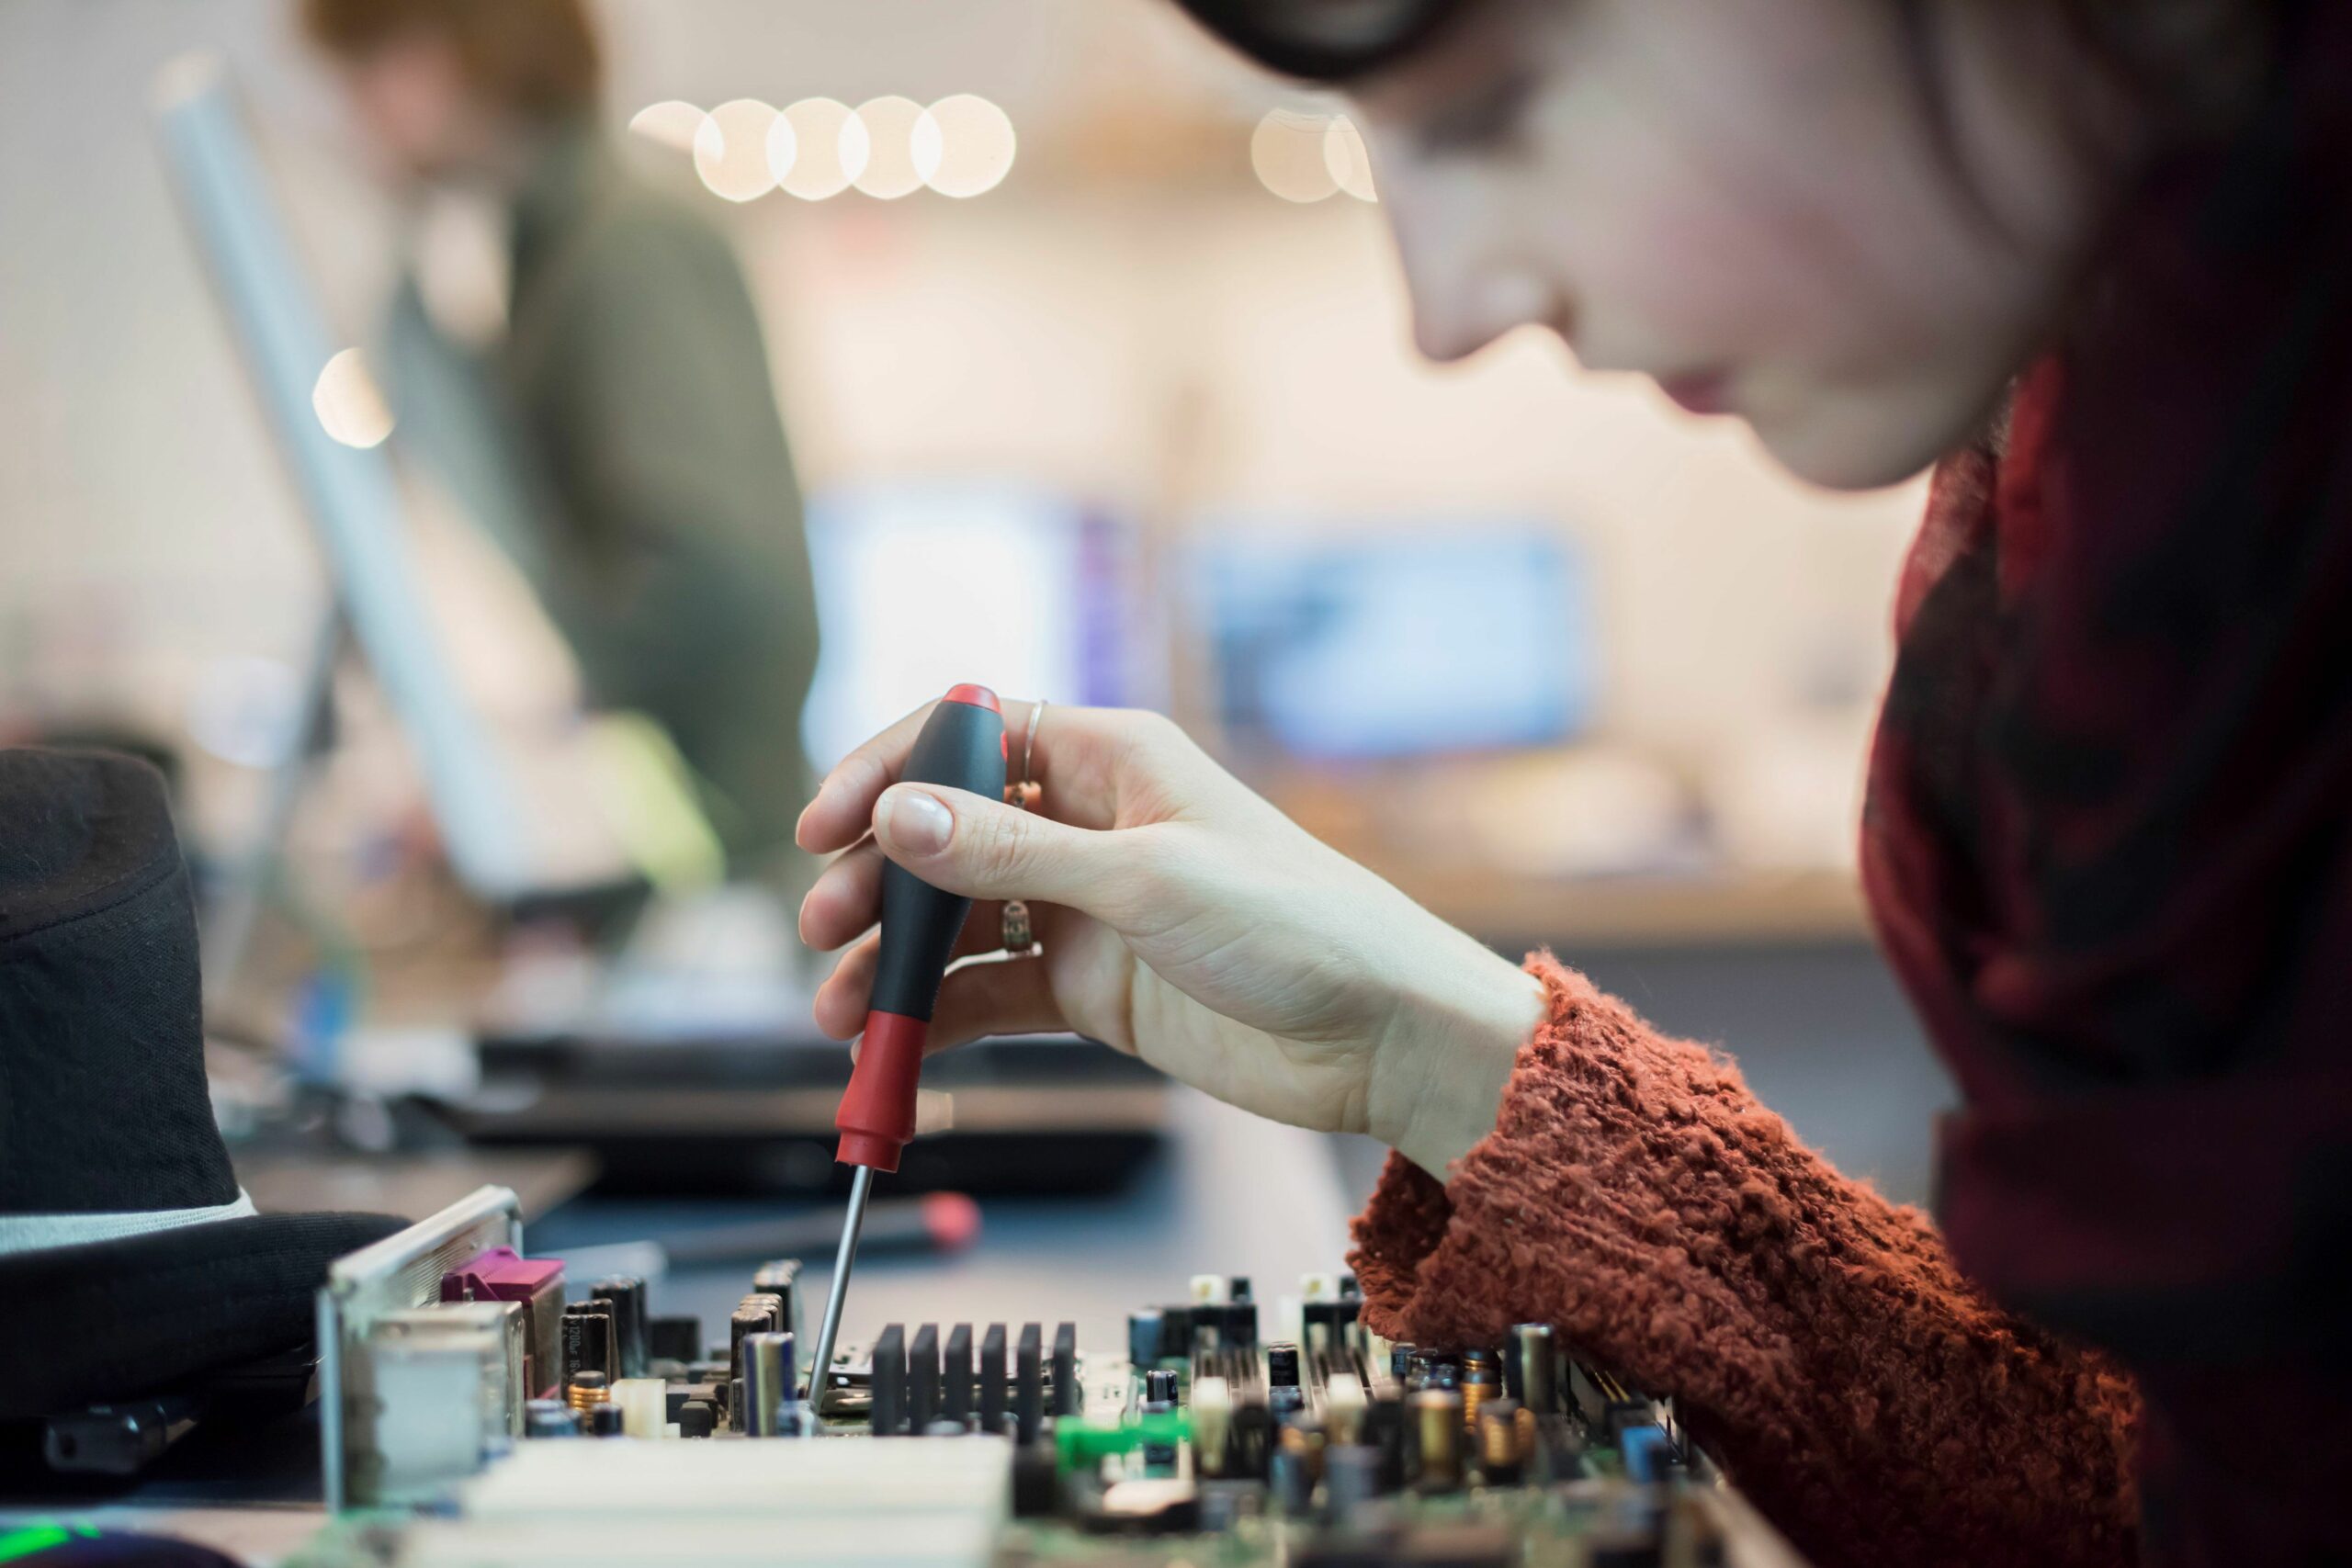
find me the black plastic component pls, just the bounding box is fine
[871,697,1006,1021]
[647,1314,703,1365]
[1229,1402,1275,1480]
[1143,1367,1179,1404]
[1266,1342,1301,1388]
[1390,1342,1417,1382]
[587,1404,624,1437]
[1304,1299,1360,1356]
[590,1277,649,1379]
[1051,1322,1080,1417]
[560,1301,616,1385]
[910,1324,942,1430]
[1366,1396,1408,1492]
[1227,1277,1253,1303]
[677,1398,716,1438]
[1015,1324,1044,1442]
[1127,1309,1165,1371]
[1222,1300,1259,1348]
[979,1324,1008,1434]
[944,1324,974,1425]
[664,1382,718,1421]
[871,1325,907,1436]
[1011,1441,1060,1517]
[1155,1304,1195,1357]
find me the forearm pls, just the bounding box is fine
[1351,954,2140,1568]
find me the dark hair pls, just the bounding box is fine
[300,0,603,123]
[1169,0,2274,134]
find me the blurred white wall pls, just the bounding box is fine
[0,0,1923,855]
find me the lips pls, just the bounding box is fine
[1657,371,1731,415]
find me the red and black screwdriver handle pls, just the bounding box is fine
[834,684,1008,1173]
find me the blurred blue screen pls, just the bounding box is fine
[1192,525,1594,761]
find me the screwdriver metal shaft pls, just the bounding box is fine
[805,1162,873,1415]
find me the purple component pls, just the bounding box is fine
[444,1247,567,1397]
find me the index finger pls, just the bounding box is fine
[796,700,938,854]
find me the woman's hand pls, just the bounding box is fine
[796,703,1544,1177]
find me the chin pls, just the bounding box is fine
[1740,389,1972,493]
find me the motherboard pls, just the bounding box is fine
[294,1186,1806,1567]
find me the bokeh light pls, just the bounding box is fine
[311,348,394,449]
[850,96,926,200]
[1251,110,1338,203]
[1323,116,1377,202]
[774,98,865,200]
[628,100,706,153]
[914,95,1017,198]
[693,98,780,202]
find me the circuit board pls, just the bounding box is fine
[294,1187,1808,1567]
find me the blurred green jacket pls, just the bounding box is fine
[388,126,820,881]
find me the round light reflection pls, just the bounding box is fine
[312,347,394,448]
[628,100,706,153]
[1323,116,1376,202]
[774,97,865,199]
[915,95,1016,198]
[694,98,780,202]
[851,96,926,199]
[1251,110,1337,203]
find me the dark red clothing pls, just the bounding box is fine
[1353,10,2352,1564]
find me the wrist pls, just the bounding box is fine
[1368,942,1545,1179]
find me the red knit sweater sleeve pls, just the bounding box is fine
[1350,953,2141,1568]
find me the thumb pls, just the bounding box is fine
[872,784,1113,910]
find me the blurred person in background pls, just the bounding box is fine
[801,2,2350,1565]
[301,0,820,886]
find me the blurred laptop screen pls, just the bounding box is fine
[801,483,1142,770]
[1192,525,1594,761]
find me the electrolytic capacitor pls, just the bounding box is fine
[560,1302,616,1388]
[587,1404,625,1437]
[910,1324,942,1431]
[979,1324,1008,1434]
[1143,1367,1179,1405]
[743,1332,794,1437]
[526,1398,581,1438]
[728,1297,779,1423]
[1014,1324,1044,1443]
[1325,1443,1385,1520]
[1050,1323,1080,1418]
[590,1277,649,1380]
[1507,1323,1557,1414]
[1412,1388,1464,1490]
[1270,1444,1315,1517]
[871,1324,907,1436]
[944,1324,974,1427]
[1265,1342,1301,1388]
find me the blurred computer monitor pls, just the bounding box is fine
[1190,523,1596,761]
[799,482,1148,770]
[154,57,635,902]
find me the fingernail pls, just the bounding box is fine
[876,787,952,855]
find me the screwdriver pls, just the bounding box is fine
[806,684,1007,1416]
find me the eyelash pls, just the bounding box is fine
[1419,71,1540,156]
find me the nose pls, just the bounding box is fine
[1383,182,1565,364]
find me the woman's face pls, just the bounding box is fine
[1348,0,2122,489]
